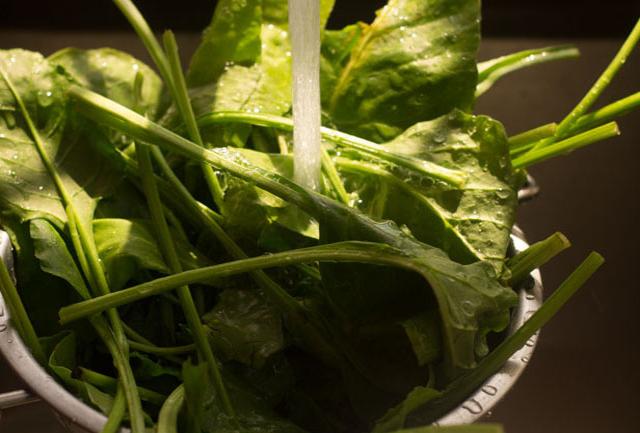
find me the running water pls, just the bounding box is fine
[288,0,322,190]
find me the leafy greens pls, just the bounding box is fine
[0,2,637,433]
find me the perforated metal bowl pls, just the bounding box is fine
[0,228,543,432]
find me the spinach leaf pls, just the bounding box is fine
[222,148,318,241]
[401,309,442,367]
[93,218,211,290]
[47,331,117,415]
[186,0,263,88]
[182,359,307,433]
[316,205,517,369]
[49,48,166,118]
[327,0,480,142]
[203,289,284,369]
[346,110,524,269]
[30,218,90,299]
[0,50,121,231]
[320,24,363,107]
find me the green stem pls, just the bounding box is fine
[129,340,196,356]
[510,91,640,157]
[571,91,640,133]
[512,122,620,169]
[163,30,225,209]
[58,241,417,323]
[509,123,557,151]
[321,148,351,205]
[149,146,303,316]
[90,317,146,433]
[112,0,174,93]
[69,86,322,212]
[476,45,580,97]
[508,232,571,285]
[157,385,185,433]
[0,260,46,365]
[78,367,166,406]
[135,142,234,418]
[197,111,467,187]
[100,385,126,433]
[417,252,605,423]
[519,20,640,159]
[555,19,640,138]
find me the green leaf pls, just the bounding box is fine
[380,110,523,269]
[328,0,480,142]
[93,218,210,290]
[320,24,363,107]
[476,45,580,97]
[401,309,442,367]
[222,148,318,240]
[0,50,121,230]
[49,48,166,117]
[182,358,306,433]
[186,0,263,88]
[47,331,116,415]
[317,207,517,369]
[30,218,90,299]
[93,218,167,288]
[203,289,284,369]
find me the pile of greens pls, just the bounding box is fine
[0,1,638,432]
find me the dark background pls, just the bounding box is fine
[1,1,639,433]
[0,0,639,37]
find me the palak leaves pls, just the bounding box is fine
[327,0,480,142]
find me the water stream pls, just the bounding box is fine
[288,0,322,190]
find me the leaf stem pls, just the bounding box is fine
[512,122,620,169]
[197,111,468,187]
[510,91,640,157]
[508,232,571,285]
[321,148,351,205]
[58,242,417,324]
[99,385,125,433]
[508,123,557,151]
[129,340,196,356]
[555,19,640,139]
[476,45,580,97]
[135,142,234,418]
[571,91,640,133]
[157,385,184,433]
[163,31,225,208]
[78,366,167,406]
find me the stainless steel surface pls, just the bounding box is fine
[0,390,39,410]
[0,225,541,431]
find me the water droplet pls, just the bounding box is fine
[521,356,530,363]
[433,133,446,144]
[12,153,18,160]
[461,300,475,316]
[38,185,44,191]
